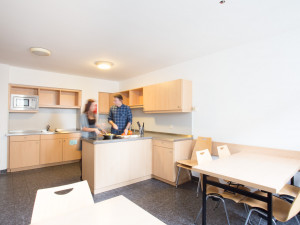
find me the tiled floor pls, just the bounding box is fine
[0,163,298,225]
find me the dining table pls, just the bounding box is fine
[192,152,300,225]
[30,195,166,225]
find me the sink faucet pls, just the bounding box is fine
[46,125,50,131]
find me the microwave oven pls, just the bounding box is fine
[11,94,39,111]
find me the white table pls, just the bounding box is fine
[193,152,300,225]
[31,195,166,225]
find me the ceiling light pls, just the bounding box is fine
[30,47,51,56]
[95,61,114,70]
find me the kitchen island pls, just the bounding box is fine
[82,132,193,194]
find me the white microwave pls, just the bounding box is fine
[11,94,39,111]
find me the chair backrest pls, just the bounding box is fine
[217,145,231,159]
[195,149,220,190]
[31,181,94,223]
[196,149,213,165]
[286,187,300,221]
[191,137,212,162]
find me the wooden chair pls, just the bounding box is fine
[176,136,212,197]
[217,145,241,187]
[278,184,299,200]
[31,181,94,224]
[217,145,231,158]
[193,149,249,225]
[241,187,300,225]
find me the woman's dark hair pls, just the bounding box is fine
[114,94,123,101]
[83,99,95,114]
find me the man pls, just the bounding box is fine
[108,94,132,135]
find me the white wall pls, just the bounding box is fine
[0,64,10,171]
[120,29,300,152]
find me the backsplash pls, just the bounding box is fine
[9,108,79,131]
[130,108,192,135]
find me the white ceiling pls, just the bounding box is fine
[0,0,299,80]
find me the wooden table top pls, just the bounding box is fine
[31,195,166,225]
[192,152,300,193]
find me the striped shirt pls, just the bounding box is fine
[108,104,132,135]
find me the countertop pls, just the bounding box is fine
[7,129,81,136]
[82,131,193,145]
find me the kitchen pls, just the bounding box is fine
[1,1,300,225]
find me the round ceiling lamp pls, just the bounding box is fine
[95,61,114,70]
[30,47,51,56]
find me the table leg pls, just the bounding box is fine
[267,192,272,225]
[202,174,207,225]
[291,176,295,186]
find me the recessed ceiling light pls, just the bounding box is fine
[95,61,114,70]
[30,47,51,56]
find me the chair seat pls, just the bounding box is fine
[207,185,250,203]
[278,184,299,198]
[240,191,291,222]
[177,159,198,168]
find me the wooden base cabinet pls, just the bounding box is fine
[152,139,193,185]
[63,138,81,161]
[40,139,63,164]
[10,140,40,169]
[153,146,174,181]
[9,133,81,171]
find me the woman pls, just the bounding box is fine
[79,99,106,180]
[80,99,106,138]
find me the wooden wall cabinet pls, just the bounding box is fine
[152,139,193,185]
[98,92,110,114]
[143,79,192,113]
[9,135,40,169]
[9,84,82,112]
[129,88,143,108]
[99,79,192,114]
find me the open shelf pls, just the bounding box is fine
[9,84,82,112]
[129,88,143,108]
[60,91,81,108]
[39,89,60,107]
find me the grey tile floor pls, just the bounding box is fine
[0,162,298,225]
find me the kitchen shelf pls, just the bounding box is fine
[60,90,81,107]
[9,84,82,112]
[39,89,60,106]
[129,88,143,108]
[10,85,39,96]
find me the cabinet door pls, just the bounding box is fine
[63,138,81,161]
[109,93,115,109]
[165,79,182,111]
[143,84,158,111]
[40,139,63,164]
[144,80,183,112]
[153,146,174,182]
[10,141,40,169]
[98,92,110,114]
